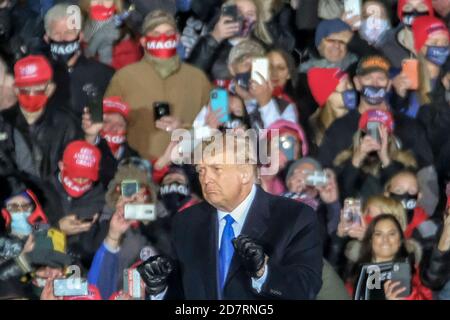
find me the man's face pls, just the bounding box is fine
[286,162,319,197]
[103,113,127,134]
[320,31,350,63]
[147,23,177,37]
[196,151,249,212]
[47,18,80,42]
[355,71,390,90]
[0,71,16,109]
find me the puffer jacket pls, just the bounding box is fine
[421,240,450,291]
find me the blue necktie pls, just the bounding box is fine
[219,214,235,291]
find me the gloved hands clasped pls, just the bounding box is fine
[232,235,267,278]
[137,255,174,295]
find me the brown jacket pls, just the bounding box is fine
[105,58,211,159]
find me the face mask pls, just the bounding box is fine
[402,10,430,27]
[100,130,126,155]
[49,38,80,65]
[90,5,116,21]
[425,46,450,66]
[359,18,390,44]
[10,211,32,236]
[361,86,388,105]
[342,89,357,109]
[18,93,48,113]
[159,183,191,214]
[61,171,93,198]
[390,192,418,224]
[145,34,178,59]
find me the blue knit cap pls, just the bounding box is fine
[315,19,352,48]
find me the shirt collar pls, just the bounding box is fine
[217,184,257,226]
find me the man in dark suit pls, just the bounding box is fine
[139,133,323,300]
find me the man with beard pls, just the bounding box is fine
[318,55,439,216]
[43,3,115,117]
[105,10,211,160]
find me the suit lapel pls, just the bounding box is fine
[225,187,271,286]
[195,203,219,299]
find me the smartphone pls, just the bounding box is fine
[210,88,230,124]
[402,59,419,90]
[389,262,412,298]
[80,217,95,223]
[124,204,157,221]
[87,91,103,124]
[123,268,142,299]
[305,171,328,188]
[235,72,251,91]
[367,121,381,144]
[251,58,270,86]
[121,180,140,198]
[153,102,171,121]
[342,198,362,228]
[279,135,297,161]
[222,4,239,22]
[344,0,362,17]
[53,278,89,297]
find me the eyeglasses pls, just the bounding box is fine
[6,203,33,212]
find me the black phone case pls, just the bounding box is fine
[88,95,103,124]
[153,102,170,121]
[390,262,412,298]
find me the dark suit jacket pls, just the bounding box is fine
[168,186,323,300]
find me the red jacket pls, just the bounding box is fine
[405,207,429,239]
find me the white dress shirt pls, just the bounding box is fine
[217,184,268,293]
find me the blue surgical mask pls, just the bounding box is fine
[10,211,32,236]
[342,90,358,109]
[361,86,388,105]
[426,46,450,66]
[359,18,390,44]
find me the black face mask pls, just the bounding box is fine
[390,192,418,224]
[402,10,429,27]
[159,183,191,215]
[49,37,80,65]
[0,8,12,42]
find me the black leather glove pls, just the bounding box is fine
[232,235,266,278]
[137,255,174,296]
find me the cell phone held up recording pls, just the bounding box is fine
[87,90,103,124]
[153,102,170,122]
[305,171,329,188]
[210,88,231,124]
[222,4,239,22]
[402,59,419,90]
[390,262,412,298]
[53,278,89,297]
[344,0,362,17]
[121,180,139,198]
[367,121,381,144]
[342,198,362,228]
[124,203,157,221]
[123,268,142,299]
[251,58,269,86]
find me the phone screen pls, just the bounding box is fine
[222,4,238,21]
[121,180,139,198]
[153,102,170,122]
[87,90,103,124]
[367,122,381,144]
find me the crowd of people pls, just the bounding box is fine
[0,0,449,300]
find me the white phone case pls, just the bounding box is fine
[344,0,362,17]
[251,58,269,85]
